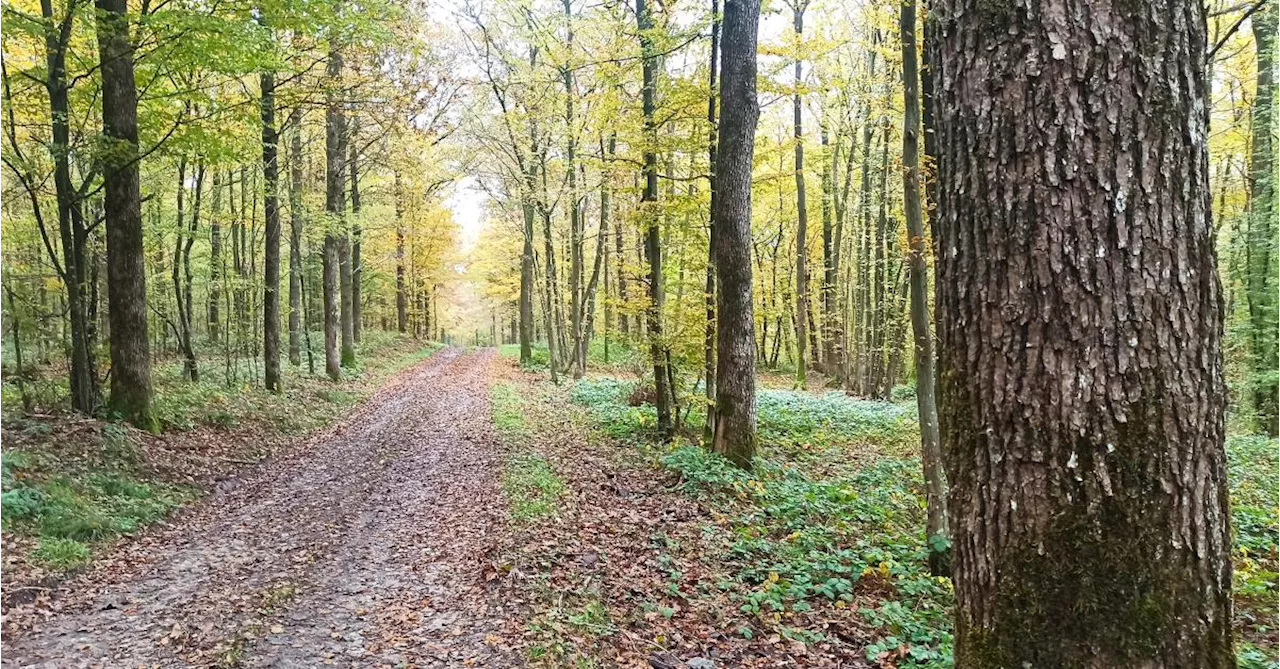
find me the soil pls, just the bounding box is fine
[2,349,522,668]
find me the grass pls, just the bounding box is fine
[503,454,565,523]
[2,447,196,571]
[568,375,1280,668]
[492,383,528,440]
[492,382,565,524]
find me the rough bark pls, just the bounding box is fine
[933,0,1234,664]
[710,0,761,468]
[96,0,154,429]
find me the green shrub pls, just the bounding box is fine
[31,537,91,571]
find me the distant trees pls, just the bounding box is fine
[933,0,1234,663]
[2,0,460,423]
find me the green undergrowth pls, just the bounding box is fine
[1,446,196,571]
[497,340,642,376]
[1,333,441,575]
[147,332,441,434]
[660,442,953,665]
[493,382,564,524]
[1227,434,1280,666]
[569,376,1280,668]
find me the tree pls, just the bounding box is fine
[900,0,948,577]
[933,0,1234,663]
[1246,0,1277,436]
[261,58,282,393]
[711,0,762,468]
[703,0,720,444]
[288,106,305,366]
[96,0,155,429]
[323,43,346,382]
[789,0,809,389]
[637,0,673,439]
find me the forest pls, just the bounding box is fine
[0,0,1277,665]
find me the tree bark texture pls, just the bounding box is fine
[710,0,761,469]
[933,0,1234,664]
[96,0,155,429]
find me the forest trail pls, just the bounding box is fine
[3,348,522,668]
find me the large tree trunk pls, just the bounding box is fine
[710,0,761,468]
[791,0,808,388]
[637,0,673,439]
[288,106,304,365]
[934,0,1234,664]
[262,69,281,392]
[323,44,346,381]
[900,0,948,577]
[96,0,154,429]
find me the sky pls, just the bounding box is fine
[445,176,486,256]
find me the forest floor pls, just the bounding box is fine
[3,348,523,667]
[2,347,1276,668]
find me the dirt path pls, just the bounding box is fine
[3,348,522,668]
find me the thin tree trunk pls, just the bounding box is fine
[791,0,808,388]
[39,0,95,413]
[349,135,362,345]
[288,106,304,365]
[395,170,408,334]
[901,0,947,576]
[637,0,672,439]
[704,0,720,444]
[262,67,281,392]
[1246,0,1278,436]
